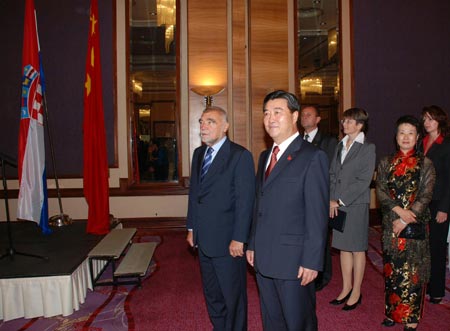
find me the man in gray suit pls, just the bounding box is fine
[301,105,338,290]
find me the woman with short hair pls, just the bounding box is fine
[329,108,376,311]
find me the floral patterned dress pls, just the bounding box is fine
[376,150,435,324]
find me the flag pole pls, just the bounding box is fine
[0,154,48,261]
[42,92,72,227]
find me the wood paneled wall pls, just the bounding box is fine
[187,0,228,159]
[249,0,292,157]
[187,0,295,165]
[230,0,249,147]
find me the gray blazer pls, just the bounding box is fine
[329,140,376,206]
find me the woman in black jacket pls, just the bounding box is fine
[419,105,450,304]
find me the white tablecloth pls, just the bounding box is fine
[0,258,106,321]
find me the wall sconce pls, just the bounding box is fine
[132,79,143,96]
[191,85,225,107]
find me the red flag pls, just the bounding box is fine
[83,0,110,234]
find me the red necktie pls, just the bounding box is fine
[265,146,280,180]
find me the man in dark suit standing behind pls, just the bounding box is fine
[301,106,338,163]
[187,106,255,331]
[301,105,338,291]
[247,91,329,331]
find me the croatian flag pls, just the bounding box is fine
[17,0,51,234]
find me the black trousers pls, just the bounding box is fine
[256,272,317,331]
[428,201,450,298]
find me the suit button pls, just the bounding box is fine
[198,199,202,204]
[338,179,341,184]
[258,212,262,217]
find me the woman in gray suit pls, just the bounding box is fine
[328,108,376,310]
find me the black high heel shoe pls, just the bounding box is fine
[429,297,442,304]
[381,318,395,327]
[329,290,352,305]
[342,294,362,311]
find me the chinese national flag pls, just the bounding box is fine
[83,0,109,234]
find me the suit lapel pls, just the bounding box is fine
[426,142,439,157]
[264,136,303,187]
[311,131,322,147]
[201,139,230,183]
[197,145,207,180]
[336,142,344,164]
[342,141,363,165]
[259,149,271,183]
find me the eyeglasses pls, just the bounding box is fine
[340,119,356,124]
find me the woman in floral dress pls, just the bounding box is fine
[376,115,435,331]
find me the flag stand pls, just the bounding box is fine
[0,153,48,261]
[42,93,72,227]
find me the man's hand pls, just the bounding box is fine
[246,250,254,266]
[229,240,244,257]
[186,231,194,247]
[297,266,318,286]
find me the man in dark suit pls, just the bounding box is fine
[301,106,338,163]
[187,106,255,331]
[247,91,329,331]
[301,105,338,291]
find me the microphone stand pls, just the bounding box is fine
[0,154,47,261]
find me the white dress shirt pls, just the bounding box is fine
[265,132,300,170]
[340,132,365,164]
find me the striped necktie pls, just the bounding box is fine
[200,147,214,181]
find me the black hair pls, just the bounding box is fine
[396,115,420,133]
[263,90,300,113]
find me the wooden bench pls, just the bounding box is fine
[114,242,157,287]
[88,228,137,287]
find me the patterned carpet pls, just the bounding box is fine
[0,234,161,331]
[0,228,448,331]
